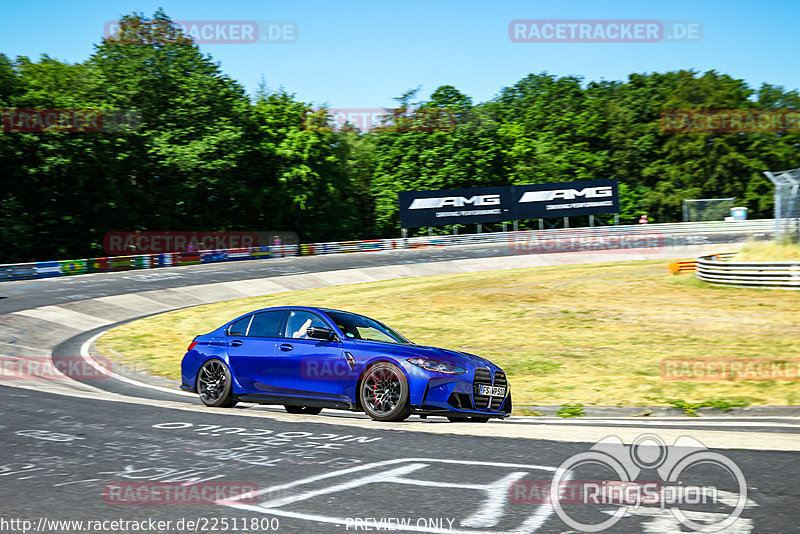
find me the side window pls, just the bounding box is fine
[248,311,285,338]
[228,315,252,336]
[286,310,328,339]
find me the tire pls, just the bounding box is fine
[447,416,490,423]
[197,359,238,408]
[360,362,411,422]
[284,405,323,415]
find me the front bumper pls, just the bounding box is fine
[412,368,511,418]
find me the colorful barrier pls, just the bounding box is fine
[251,246,273,259]
[90,257,110,273]
[110,256,133,271]
[0,220,777,282]
[0,263,36,280]
[359,240,384,252]
[61,259,87,275]
[35,261,62,278]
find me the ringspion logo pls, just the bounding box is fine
[551,434,748,532]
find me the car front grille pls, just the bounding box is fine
[473,368,493,409]
[472,368,507,411]
[491,370,507,410]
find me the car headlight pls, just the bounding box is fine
[407,357,466,375]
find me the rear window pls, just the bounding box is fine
[228,315,252,336]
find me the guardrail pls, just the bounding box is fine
[0,219,776,282]
[696,253,800,290]
[669,260,698,274]
[669,252,738,274]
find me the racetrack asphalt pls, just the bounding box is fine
[1,236,798,532]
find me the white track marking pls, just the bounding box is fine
[79,332,195,397]
[218,458,561,534]
[508,418,800,428]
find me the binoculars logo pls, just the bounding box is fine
[551,433,748,532]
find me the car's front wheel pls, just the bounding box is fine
[197,359,238,408]
[284,405,323,415]
[360,362,411,422]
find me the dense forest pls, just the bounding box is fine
[2,10,799,263]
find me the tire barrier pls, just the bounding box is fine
[0,220,776,282]
[696,253,800,290]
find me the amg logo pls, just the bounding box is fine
[519,186,613,203]
[409,194,501,209]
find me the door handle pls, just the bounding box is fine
[230,339,242,347]
[279,344,293,352]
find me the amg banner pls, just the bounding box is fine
[398,186,514,228]
[513,179,619,219]
[398,180,618,228]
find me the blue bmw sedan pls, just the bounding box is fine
[181,306,511,422]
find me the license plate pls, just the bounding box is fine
[480,385,506,396]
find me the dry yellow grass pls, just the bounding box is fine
[97,259,800,407]
[737,240,800,261]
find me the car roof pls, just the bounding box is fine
[236,305,355,317]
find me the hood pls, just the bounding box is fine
[352,340,498,370]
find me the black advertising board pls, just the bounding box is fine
[512,179,619,219]
[398,186,514,228]
[398,180,619,228]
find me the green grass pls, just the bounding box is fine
[556,403,586,418]
[96,259,800,407]
[650,397,757,416]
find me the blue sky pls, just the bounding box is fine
[1,0,797,108]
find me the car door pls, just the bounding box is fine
[226,310,286,393]
[269,309,346,399]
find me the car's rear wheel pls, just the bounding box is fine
[197,359,238,408]
[284,405,323,415]
[360,362,410,422]
[447,416,490,423]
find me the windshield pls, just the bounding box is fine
[324,311,411,344]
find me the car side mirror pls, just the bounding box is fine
[307,326,335,340]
